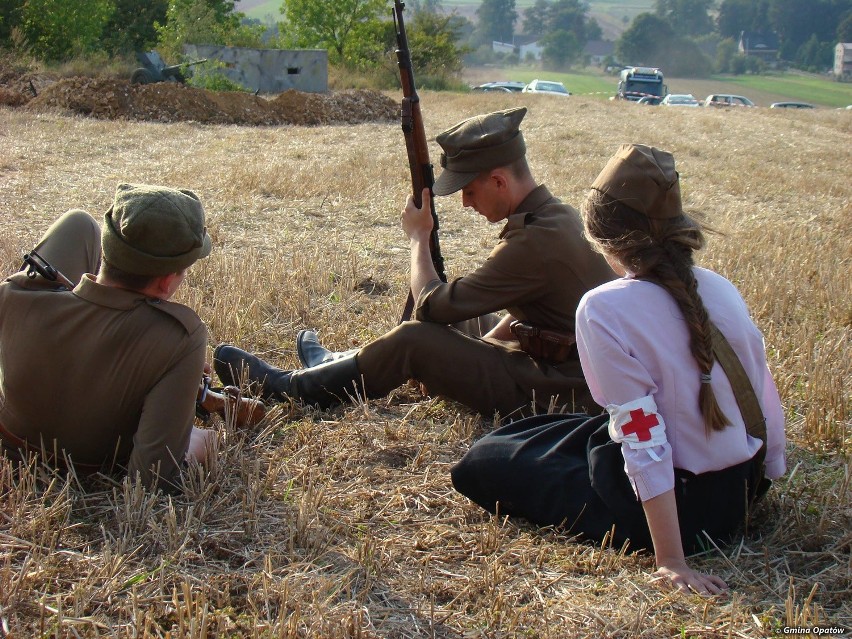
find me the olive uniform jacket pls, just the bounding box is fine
[414,185,616,408]
[0,271,206,488]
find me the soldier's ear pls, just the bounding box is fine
[152,270,185,300]
[489,169,509,191]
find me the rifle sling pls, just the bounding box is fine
[709,321,767,463]
[400,290,416,323]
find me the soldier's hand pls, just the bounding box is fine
[402,188,434,242]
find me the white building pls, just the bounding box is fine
[835,43,852,78]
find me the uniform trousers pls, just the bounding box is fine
[356,316,586,419]
[27,209,101,284]
[1,210,101,465]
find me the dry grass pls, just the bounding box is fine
[0,93,850,637]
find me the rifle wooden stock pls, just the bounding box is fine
[197,381,266,428]
[393,0,447,322]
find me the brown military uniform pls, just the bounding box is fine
[0,209,207,487]
[356,185,615,417]
[211,108,615,417]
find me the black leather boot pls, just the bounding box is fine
[296,329,359,368]
[288,354,363,409]
[214,344,363,409]
[213,345,294,402]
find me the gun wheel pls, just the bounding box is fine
[130,68,155,85]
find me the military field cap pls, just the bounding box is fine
[102,183,213,276]
[590,143,683,219]
[432,107,528,196]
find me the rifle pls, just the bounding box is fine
[22,250,76,290]
[393,0,447,321]
[196,375,266,428]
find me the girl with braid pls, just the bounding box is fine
[451,144,786,594]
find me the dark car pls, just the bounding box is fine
[636,96,662,105]
[472,81,527,93]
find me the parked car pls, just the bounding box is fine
[471,81,527,93]
[661,94,701,107]
[703,94,755,108]
[636,96,663,105]
[769,101,815,109]
[522,79,570,96]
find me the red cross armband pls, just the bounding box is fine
[605,396,667,461]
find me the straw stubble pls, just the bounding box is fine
[0,93,849,637]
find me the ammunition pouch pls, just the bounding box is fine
[510,321,576,364]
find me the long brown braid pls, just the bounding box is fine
[582,191,730,434]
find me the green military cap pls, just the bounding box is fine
[432,107,528,196]
[590,144,683,219]
[102,183,213,276]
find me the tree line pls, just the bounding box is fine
[0,0,469,89]
[1,0,849,84]
[0,0,602,81]
[617,0,852,76]
[475,0,851,76]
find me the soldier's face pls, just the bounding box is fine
[461,173,509,223]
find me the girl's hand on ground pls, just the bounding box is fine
[652,563,728,595]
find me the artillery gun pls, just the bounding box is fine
[130,50,207,85]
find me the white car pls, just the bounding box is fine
[522,79,570,96]
[770,101,815,109]
[704,94,755,108]
[661,94,701,107]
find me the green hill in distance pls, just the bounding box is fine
[235,0,654,40]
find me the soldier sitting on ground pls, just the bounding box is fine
[214,107,616,419]
[0,184,226,489]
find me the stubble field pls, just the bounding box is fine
[0,90,850,637]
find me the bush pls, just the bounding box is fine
[54,51,134,79]
[328,64,393,91]
[665,39,712,77]
[415,74,470,91]
[463,44,500,66]
[18,0,113,61]
[188,61,250,92]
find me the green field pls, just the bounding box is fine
[464,66,616,96]
[465,66,852,108]
[713,73,852,108]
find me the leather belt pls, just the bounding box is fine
[0,421,104,474]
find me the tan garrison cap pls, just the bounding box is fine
[432,107,528,196]
[102,183,213,276]
[590,144,683,219]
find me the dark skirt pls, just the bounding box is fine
[451,413,767,554]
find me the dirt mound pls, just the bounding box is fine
[3,74,398,126]
[0,69,60,107]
